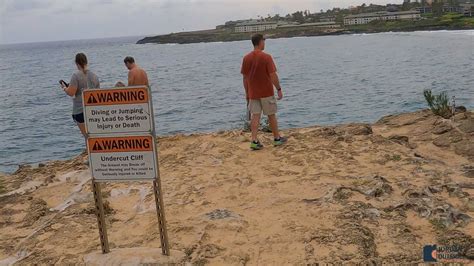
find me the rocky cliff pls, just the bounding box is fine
[1,110,473,264]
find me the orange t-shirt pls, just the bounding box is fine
[241,50,277,99]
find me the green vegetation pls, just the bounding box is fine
[423,90,453,119]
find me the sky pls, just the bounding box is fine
[0,0,396,44]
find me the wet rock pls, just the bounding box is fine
[432,123,453,135]
[454,140,474,157]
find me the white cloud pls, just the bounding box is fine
[0,0,395,44]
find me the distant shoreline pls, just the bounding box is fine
[137,25,474,45]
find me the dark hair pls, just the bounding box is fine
[251,34,265,47]
[75,53,88,68]
[124,56,135,64]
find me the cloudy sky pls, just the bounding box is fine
[0,0,395,44]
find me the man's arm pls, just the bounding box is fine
[270,72,283,100]
[270,72,281,91]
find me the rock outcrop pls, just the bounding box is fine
[0,110,473,264]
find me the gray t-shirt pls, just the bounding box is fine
[69,70,100,115]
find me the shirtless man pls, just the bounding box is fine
[124,56,149,87]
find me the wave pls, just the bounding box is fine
[414,29,474,36]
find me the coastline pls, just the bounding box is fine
[136,25,474,45]
[1,109,473,264]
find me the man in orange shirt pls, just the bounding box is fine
[241,34,287,150]
[124,56,149,87]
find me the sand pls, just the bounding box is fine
[0,110,473,265]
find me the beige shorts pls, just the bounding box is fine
[248,96,277,116]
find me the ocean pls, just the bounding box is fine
[0,30,473,173]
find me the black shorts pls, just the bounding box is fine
[72,113,85,123]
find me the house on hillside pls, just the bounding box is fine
[343,10,421,25]
[234,20,278,33]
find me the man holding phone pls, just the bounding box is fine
[241,34,286,150]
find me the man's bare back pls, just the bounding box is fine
[128,66,149,87]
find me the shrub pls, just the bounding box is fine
[423,89,453,119]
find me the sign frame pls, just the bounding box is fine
[82,86,170,256]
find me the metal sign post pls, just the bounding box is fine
[83,86,170,255]
[92,182,110,254]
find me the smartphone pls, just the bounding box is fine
[59,80,69,87]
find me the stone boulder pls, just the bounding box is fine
[458,118,474,134]
[336,123,372,136]
[454,140,474,157]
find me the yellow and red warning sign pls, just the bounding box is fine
[88,136,154,153]
[87,134,157,181]
[82,86,154,135]
[84,87,149,106]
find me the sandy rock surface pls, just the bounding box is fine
[0,110,473,264]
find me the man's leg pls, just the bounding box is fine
[267,114,280,139]
[250,113,261,142]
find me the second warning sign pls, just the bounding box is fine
[87,135,157,181]
[83,86,154,134]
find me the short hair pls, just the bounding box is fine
[124,56,135,64]
[251,34,265,47]
[75,53,88,68]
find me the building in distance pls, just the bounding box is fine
[343,10,421,25]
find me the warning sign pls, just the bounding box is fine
[87,135,157,181]
[83,87,154,135]
[84,87,149,106]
